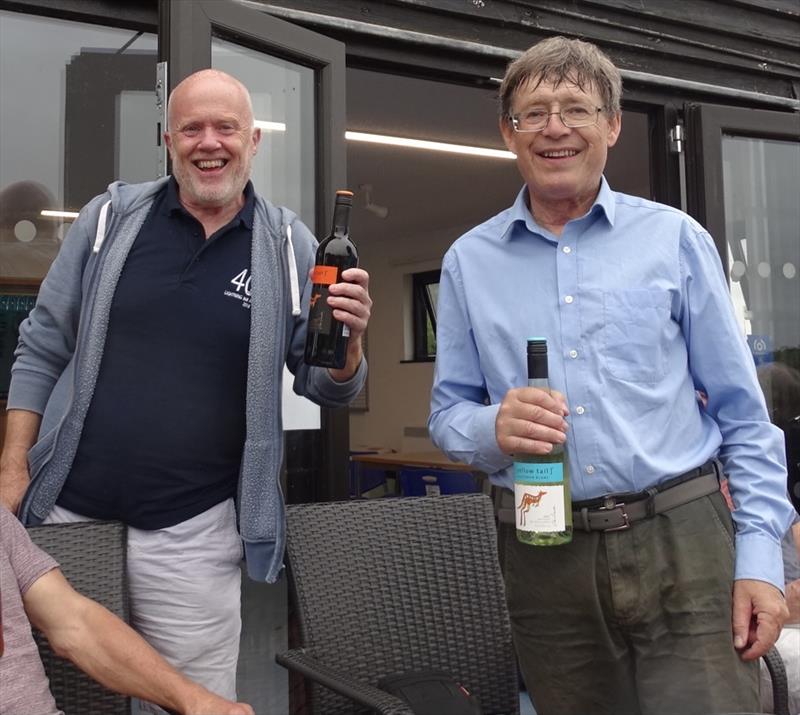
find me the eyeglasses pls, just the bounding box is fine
[509,104,604,133]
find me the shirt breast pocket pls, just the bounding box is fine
[603,289,670,383]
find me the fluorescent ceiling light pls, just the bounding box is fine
[253,122,513,158]
[345,131,515,160]
[254,119,286,132]
[41,210,80,218]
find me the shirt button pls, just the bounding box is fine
[585,465,595,474]
[564,295,574,304]
[562,246,572,254]
[569,350,578,359]
[575,406,585,415]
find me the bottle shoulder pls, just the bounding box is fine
[317,235,358,262]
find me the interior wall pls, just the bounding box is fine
[348,222,477,452]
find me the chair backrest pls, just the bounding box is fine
[27,520,131,715]
[285,493,519,715]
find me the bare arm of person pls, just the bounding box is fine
[24,569,254,715]
[0,409,41,513]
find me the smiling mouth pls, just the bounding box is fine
[194,159,227,170]
[540,149,579,158]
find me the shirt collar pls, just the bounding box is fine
[498,185,536,241]
[499,175,616,241]
[164,177,255,230]
[593,176,616,227]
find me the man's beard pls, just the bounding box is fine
[174,159,250,208]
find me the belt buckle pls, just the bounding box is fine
[598,496,630,531]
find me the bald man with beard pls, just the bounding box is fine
[1,69,371,711]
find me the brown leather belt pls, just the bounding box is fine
[497,460,720,532]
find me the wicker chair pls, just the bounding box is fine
[762,645,791,715]
[276,493,519,715]
[27,520,131,715]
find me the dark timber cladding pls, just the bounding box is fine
[253,0,800,100]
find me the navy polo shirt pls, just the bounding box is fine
[59,178,256,529]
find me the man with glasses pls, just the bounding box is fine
[429,36,793,714]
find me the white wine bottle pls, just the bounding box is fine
[513,338,572,545]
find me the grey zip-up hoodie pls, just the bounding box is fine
[9,177,366,583]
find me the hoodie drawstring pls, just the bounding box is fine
[93,200,111,254]
[285,223,302,316]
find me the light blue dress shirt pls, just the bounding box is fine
[429,178,794,589]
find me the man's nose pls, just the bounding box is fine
[197,127,223,147]
[541,111,571,137]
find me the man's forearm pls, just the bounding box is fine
[28,572,211,714]
[0,409,41,511]
[26,571,252,714]
[1,408,40,465]
[51,592,216,712]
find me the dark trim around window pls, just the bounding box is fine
[412,269,440,362]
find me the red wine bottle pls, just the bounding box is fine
[304,190,358,368]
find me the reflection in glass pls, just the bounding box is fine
[722,136,799,352]
[0,10,157,281]
[722,134,800,501]
[212,37,315,232]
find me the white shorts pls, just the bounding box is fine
[45,498,243,712]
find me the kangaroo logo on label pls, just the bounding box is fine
[518,490,547,527]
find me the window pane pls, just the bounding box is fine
[721,134,800,427]
[425,315,436,357]
[0,10,157,281]
[411,270,440,360]
[0,11,157,403]
[212,37,316,232]
[426,282,439,322]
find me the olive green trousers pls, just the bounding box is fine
[501,490,760,715]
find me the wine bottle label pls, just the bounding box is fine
[308,285,333,333]
[514,462,563,483]
[311,265,338,285]
[513,482,566,532]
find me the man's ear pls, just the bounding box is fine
[251,127,262,155]
[163,131,174,157]
[606,112,622,148]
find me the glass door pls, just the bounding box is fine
[687,103,800,510]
